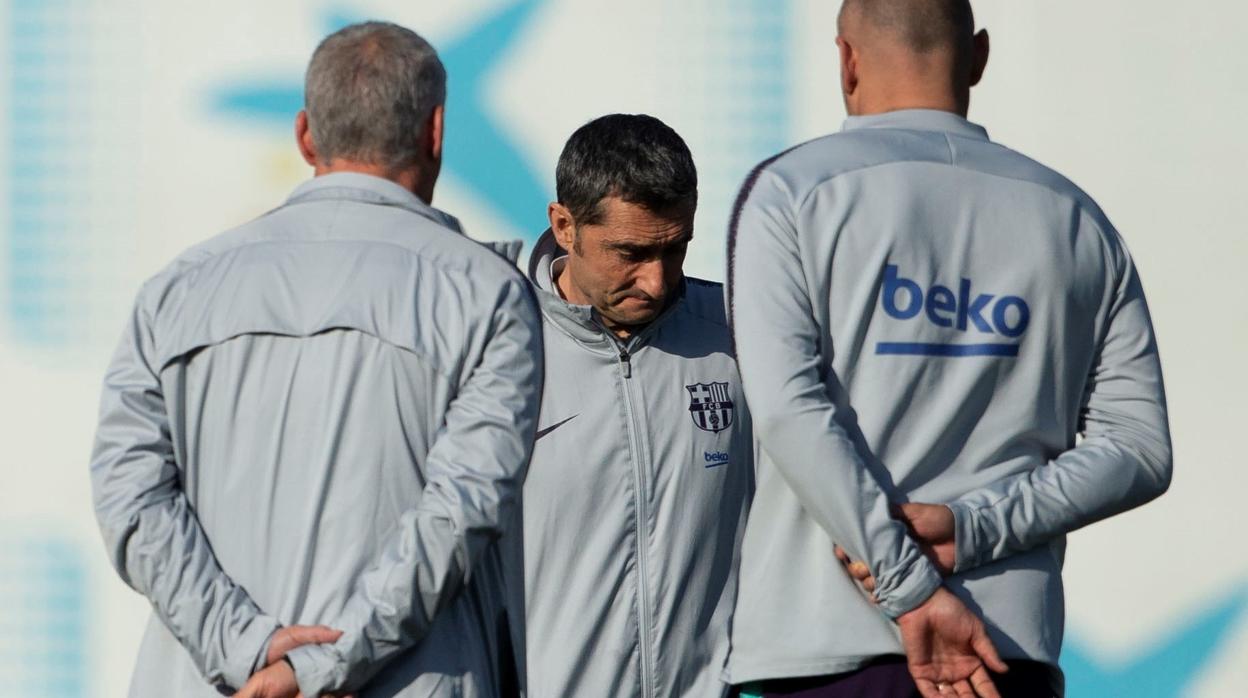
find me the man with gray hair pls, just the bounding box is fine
[90,21,542,698]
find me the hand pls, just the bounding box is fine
[895,503,956,575]
[266,625,343,666]
[834,545,877,602]
[835,502,957,596]
[233,661,300,698]
[233,657,357,698]
[897,586,1008,698]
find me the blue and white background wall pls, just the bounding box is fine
[0,0,1244,695]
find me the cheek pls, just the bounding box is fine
[601,263,640,294]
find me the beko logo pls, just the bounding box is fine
[876,264,1030,357]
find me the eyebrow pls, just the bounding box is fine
[605,231,694,254]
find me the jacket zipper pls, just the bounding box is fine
[609,334,654,697]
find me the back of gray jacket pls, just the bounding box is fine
[725,110,1171,684]
[90,173,543,697]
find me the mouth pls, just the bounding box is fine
[619,296,658,309]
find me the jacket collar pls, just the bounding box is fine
[842,108,989,141]
[285,172,465,233]
[526,228,685,352]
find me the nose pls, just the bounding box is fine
[634,259,667,300]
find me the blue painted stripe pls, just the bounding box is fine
[7,0,82,346]
[875,342,1020,357]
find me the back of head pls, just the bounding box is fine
[556,113,698,225]
[840,0,975,68]
[304,22,446,172]
[837,0,985,116]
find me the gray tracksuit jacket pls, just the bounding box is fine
[89,173,543,697]
[725,110,1172,686]
[521,230,754,697]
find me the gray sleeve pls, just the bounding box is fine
[285,277,544,696]
[947,236,1172,573]
[89,288,279,691]
[728,169,941,619]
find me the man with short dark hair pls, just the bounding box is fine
[89,22,542,697]
[725,1,1171,697]
[521,114,753,697]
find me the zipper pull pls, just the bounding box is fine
[619,346,632,378]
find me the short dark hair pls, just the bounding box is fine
[555,114,698,226]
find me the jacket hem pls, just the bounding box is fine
[722,655,883,685]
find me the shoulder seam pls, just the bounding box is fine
[157,235,505,290]
[789,152,1108,221]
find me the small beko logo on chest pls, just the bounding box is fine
[704,451,730,468]
[686,382,734,433]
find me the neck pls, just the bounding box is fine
[853,94,968,118]
[314,160,435,204]
[850,61,970,117]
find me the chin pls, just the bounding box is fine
[617,310,660,326]
[600,304,648,324]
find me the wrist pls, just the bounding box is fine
[875,553,942,619]
[285,643,341,697]
[898,586,946,627]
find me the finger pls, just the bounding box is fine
[914,678,942,698]
[289,625,344,644]
[971,625,1009,674]
[834,545,850,564]
[898,502,922,517]
[847,561,871,579]
[861,575,876,592]
[952,679,976,698]
[969,666,1001,698]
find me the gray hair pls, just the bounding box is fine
[304,21,447,171]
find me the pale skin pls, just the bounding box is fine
[231,104,444,698]
[834,4,1004,698]
[548,196,693,339]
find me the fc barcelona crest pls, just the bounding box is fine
[686,382,734,433]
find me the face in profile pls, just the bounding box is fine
[554,195,693,331]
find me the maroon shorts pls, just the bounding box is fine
[736,656,1060,698]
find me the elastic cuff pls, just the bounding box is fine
[947,501,982,575]
[222,614,282,689]
[251,627,276,675]
[286,644,343,698]
[876,556,942,618]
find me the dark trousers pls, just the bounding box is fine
[736,656,1060,698]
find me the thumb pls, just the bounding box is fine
[972,622,1009,674]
